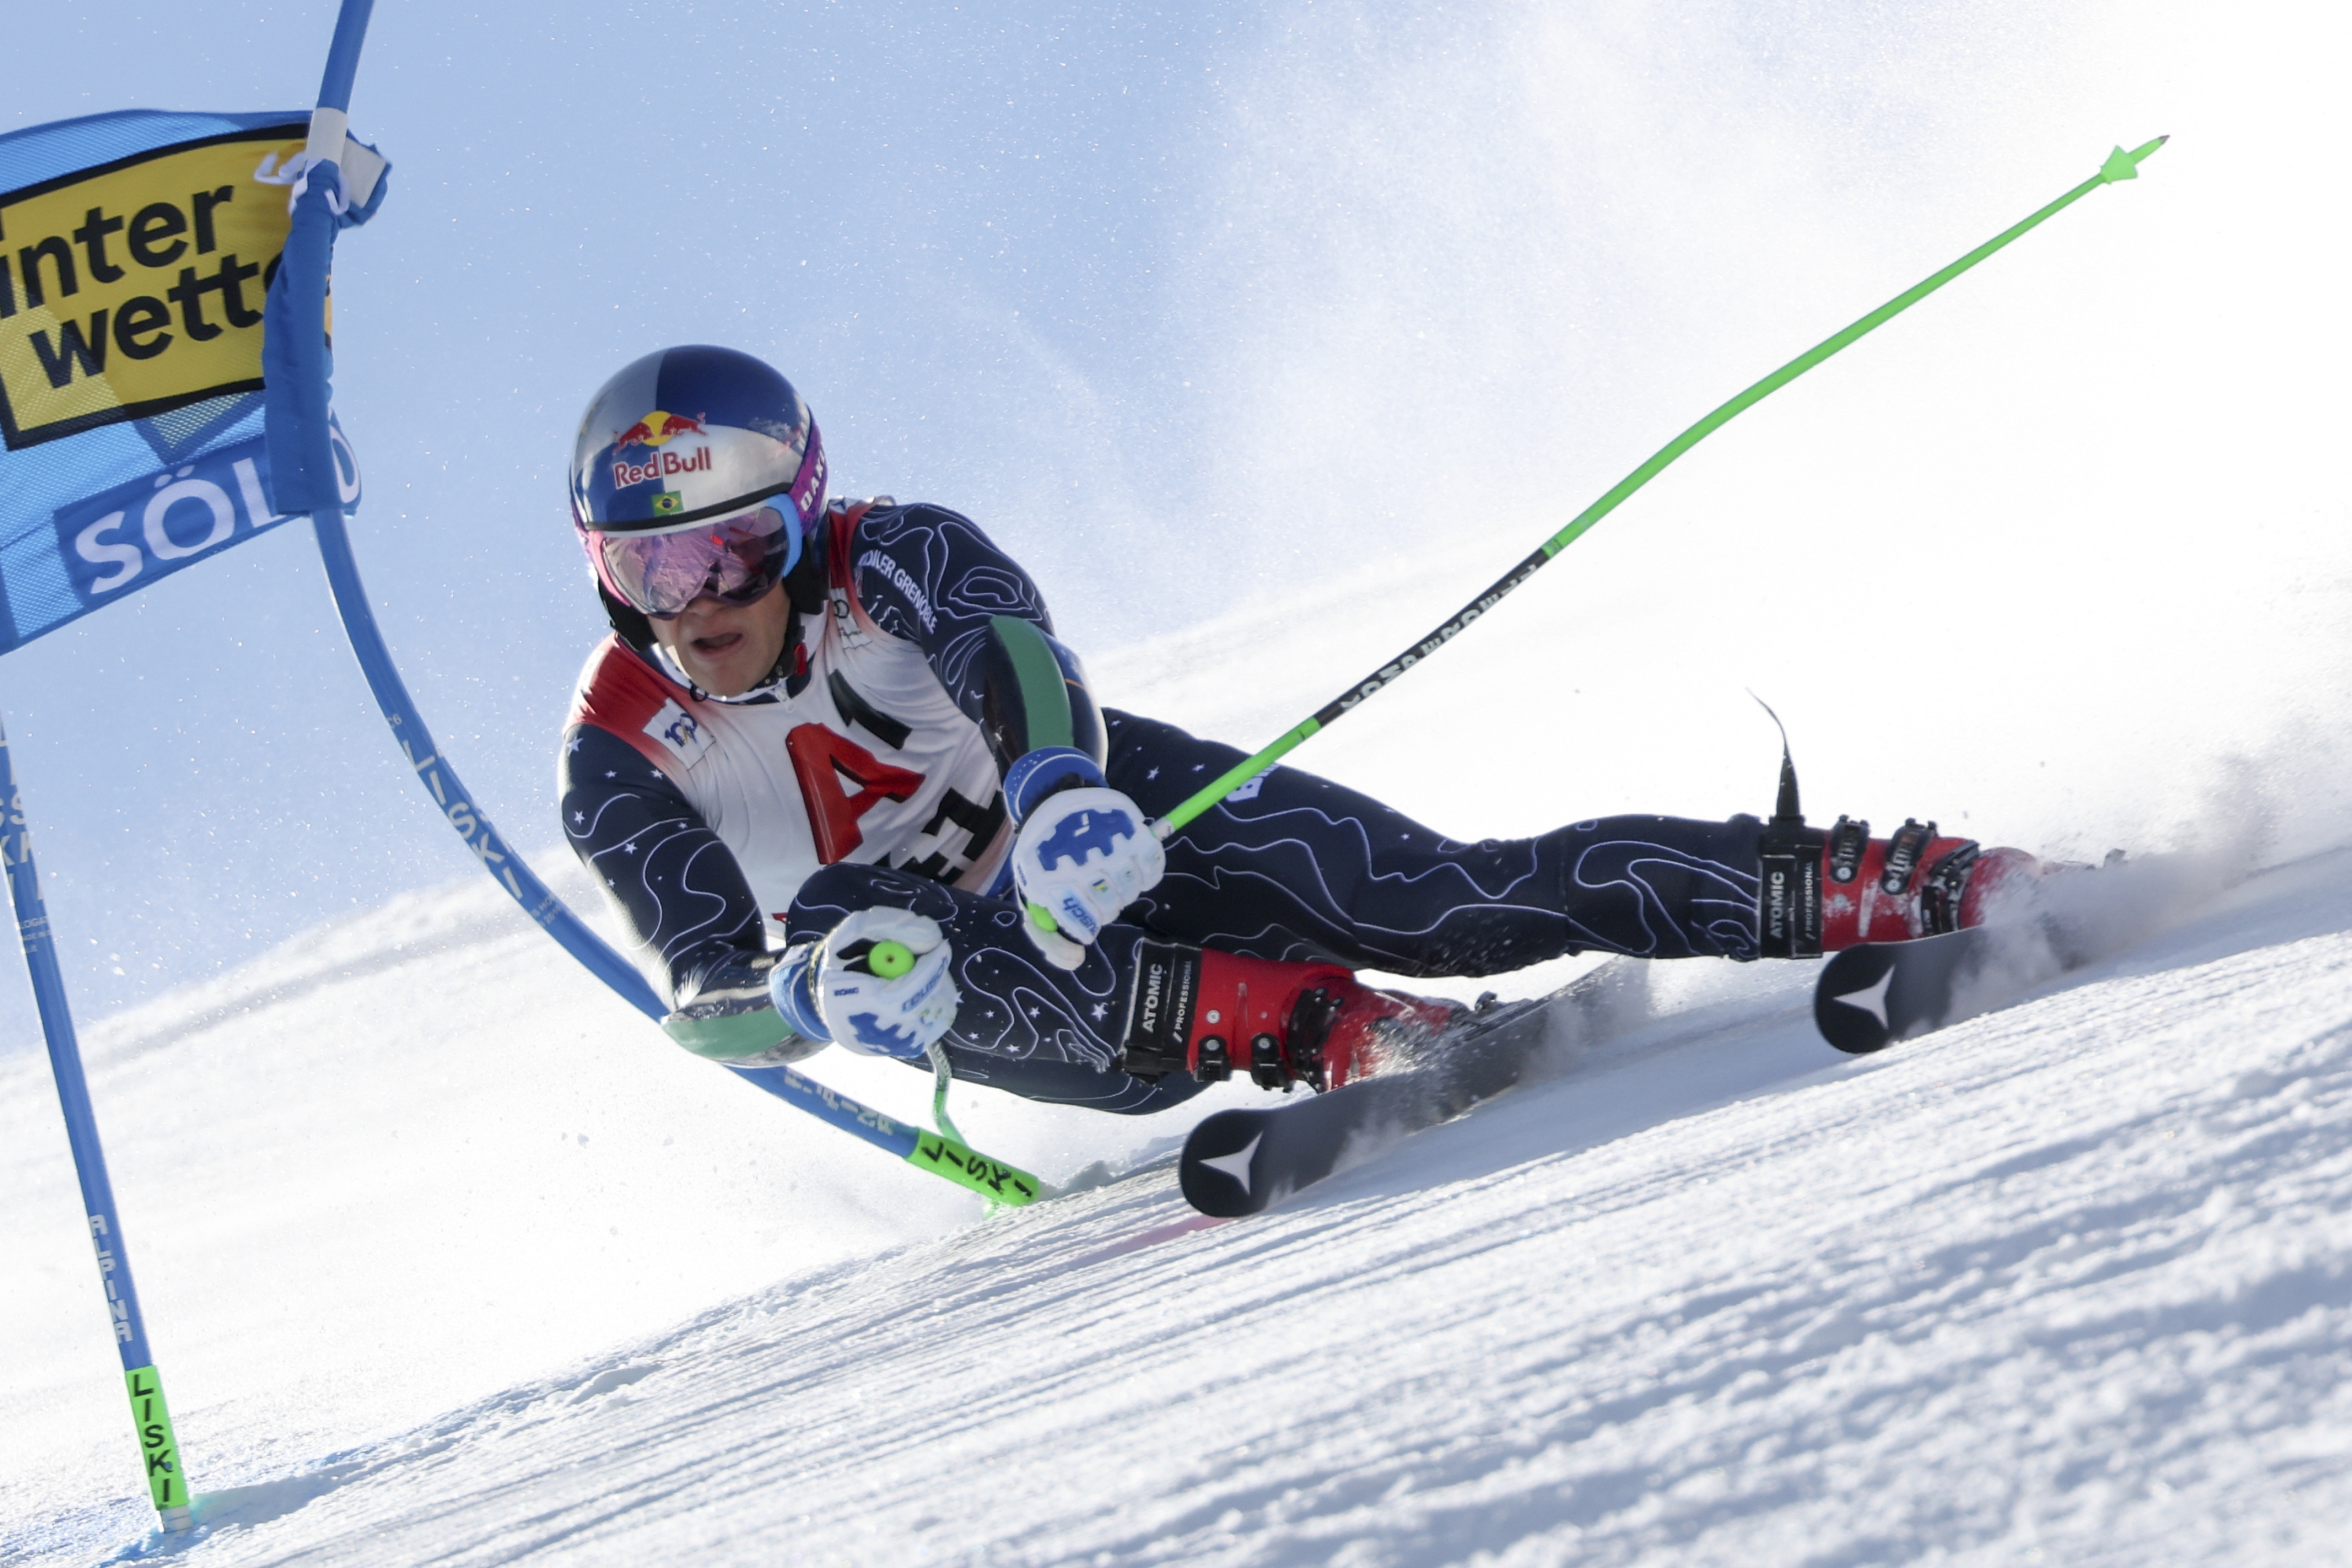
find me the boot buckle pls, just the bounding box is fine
[1284,985,1344,1091]
[1827,815,1870,884]
[1249,1034,1290,1091]
[1880,819,1936,894]
[1920,842,1981,935]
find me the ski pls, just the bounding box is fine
[1812,844,2176,1054]
[1178,971,1623,1218]
[1813,925,2070,1053]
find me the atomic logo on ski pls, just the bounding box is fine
[1829,967,1895,1027]
[1812,926,2064,1057]
[1197,1133,1261,1195]
[1177,991,1564,1218]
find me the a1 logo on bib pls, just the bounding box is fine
[644,699,714,767]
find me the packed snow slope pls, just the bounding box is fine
[4,544,2352,1563]
[5,2,2351,1561]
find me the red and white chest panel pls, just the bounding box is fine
[569,615,1010,933]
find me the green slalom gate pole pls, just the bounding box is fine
[1153,137,2169,840]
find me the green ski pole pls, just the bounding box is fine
[1153,137,2169,840]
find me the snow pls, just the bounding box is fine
[5,0,2351,1559]
[5,591,2352,1563]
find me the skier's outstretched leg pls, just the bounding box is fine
[1105,710,1768,975]
[1106,709,2051,971]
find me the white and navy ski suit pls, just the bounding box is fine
[560,500,1766,1112]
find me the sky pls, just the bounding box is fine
[0,0,2347,1044]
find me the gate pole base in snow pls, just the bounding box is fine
[0,713,192,1530]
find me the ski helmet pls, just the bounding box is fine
[569,346,827,616]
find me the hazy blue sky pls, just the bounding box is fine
[2,0,2343,1041]
[5,0,1277,1025]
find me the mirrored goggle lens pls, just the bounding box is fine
[597,506,792,618]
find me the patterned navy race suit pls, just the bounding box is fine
[561,500,1765,1114]
[562,501,1055,1011]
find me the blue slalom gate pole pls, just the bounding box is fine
[1,715,193,1532]
[310,519,1041,1200]
[281,0,668,1018]
[279,0,1038,1196]
[307,515,667,1022]
[308,519,1034,1192]
[270,0,673,1025]
[314,0,375,111]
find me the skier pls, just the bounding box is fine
[561,345,2039,1113]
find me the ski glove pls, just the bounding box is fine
[789,908,961,1062]
[1010,782,1165,971]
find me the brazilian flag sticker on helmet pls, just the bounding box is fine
[652,491,684,516]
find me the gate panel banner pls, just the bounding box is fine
[0,110,384,654]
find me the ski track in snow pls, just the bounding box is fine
[5,851,2351,1565]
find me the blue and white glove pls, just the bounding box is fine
[770,908,960,1062]
[1005,747,1165,971]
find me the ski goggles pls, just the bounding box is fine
[590,499,802,619]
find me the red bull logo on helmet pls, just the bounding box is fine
[610,409,717,489]
[610,444,714,489]
[589,398,814,524]
[611,410,706,452]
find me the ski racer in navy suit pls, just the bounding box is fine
[560,347,2038,1114]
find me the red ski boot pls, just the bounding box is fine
[1817,817,2046,949]
[1753,730,2049,957]
[1117,940,1459,1091]
[1763,809,2049,958]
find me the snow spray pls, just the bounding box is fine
[1156,137,2170,840]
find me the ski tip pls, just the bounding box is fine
[1814,947,1900,1055]
[1180,1114,1274,1218]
